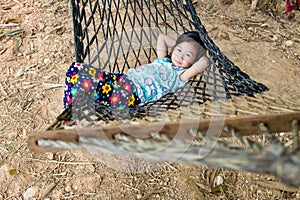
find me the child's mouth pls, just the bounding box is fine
[174,59,182,66]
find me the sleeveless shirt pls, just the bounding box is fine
[127,58,187,105]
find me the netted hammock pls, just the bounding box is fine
[29,0,300,187]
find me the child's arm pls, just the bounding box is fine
[180,56,210,82]
[156,34,176,58]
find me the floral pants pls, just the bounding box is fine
[63,62,140,111]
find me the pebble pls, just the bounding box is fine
[285,40,293,47]
[216,175,224,186]
[36,93,44,99]
[247,27,254,31]
[269,35,278,41]
[65,185,72,192]
[279,132,285,137]
[44,58,51,64]
[23,186,39,200]
[86,164,96,173]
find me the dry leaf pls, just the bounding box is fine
[6,18,22,24]
[223,19,232,26]
[54,26,66,35]
[8,168,19,175]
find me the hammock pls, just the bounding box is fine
[29,0,300,187]
[57,0,269,123]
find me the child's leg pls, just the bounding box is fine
[95,72,141,110]
[63,62,103,109]
[63,63,141,123]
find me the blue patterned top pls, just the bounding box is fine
[127,58,187,105]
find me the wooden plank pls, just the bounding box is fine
[28,111,300,152]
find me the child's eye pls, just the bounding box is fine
[185,53,193,60]
[175,47,182,52]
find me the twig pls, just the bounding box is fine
[251,0,257,10]
[122,183,141,192]
[13,0,24,7]
[0,47,7,55]
[0,23,20,28]
[39,183,56,198]
[42,83,64,89]
[62,194,80,199]
[0,29,24,37]
[256,180,300,192]
[162,161,179,172]
[27,157,94,165]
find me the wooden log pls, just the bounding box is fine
[28,111,300,152]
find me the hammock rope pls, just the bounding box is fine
[29,118,300,187]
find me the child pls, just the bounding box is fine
[63,31,210,111]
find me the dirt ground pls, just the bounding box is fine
[0,0,300,199]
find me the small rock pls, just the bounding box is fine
[23,186,39,200]
[285,40,293,47]
[44,58,51,64]
[35,93,44,99]
[216,175,224,186]
[65,185,72,192]
[23,49,33,56]
[26,97,34,102]
[269,35,278,42]
[73,184,79,191]
[86,164,95,173]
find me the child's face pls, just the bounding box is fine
[171,41,198,68]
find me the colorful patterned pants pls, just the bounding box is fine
[63,62,140,111]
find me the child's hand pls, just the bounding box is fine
[180,56,210,82]
[157,34,176,58]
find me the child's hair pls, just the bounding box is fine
[171,31,206,63]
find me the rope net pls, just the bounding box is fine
[67,0,269,122]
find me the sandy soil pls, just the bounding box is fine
[0,0,300,199]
